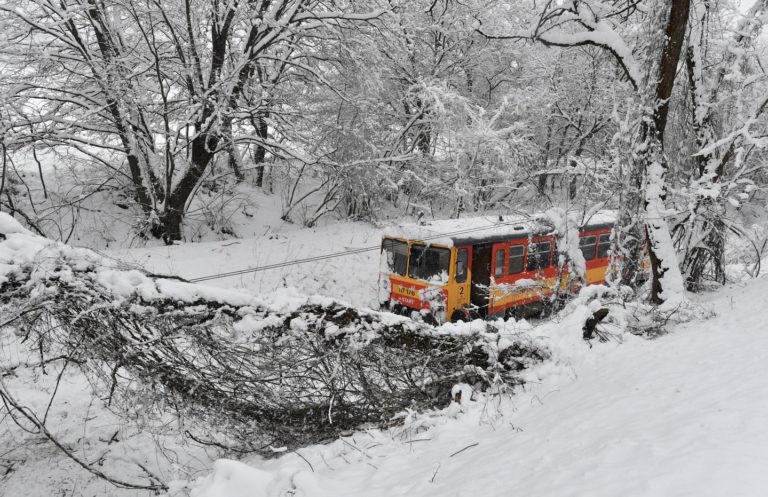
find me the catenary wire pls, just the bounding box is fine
[187,218,536,283]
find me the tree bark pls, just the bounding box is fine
[252,113,269,188]
[156,130,219,244]
[613,0,690,305]
[223,115,244,182]
[644,0,690,305]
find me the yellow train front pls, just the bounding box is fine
[379,214,617,323]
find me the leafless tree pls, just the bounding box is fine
[0,0,386,242]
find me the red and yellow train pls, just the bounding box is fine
[379,212,617,323]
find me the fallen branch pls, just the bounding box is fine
[0,214,548,455]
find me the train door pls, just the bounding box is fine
[450,247,471,320]
[470,244,492,317]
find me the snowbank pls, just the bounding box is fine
[183,276,768,497]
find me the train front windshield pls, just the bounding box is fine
[408,245,450,283]
[382,239,408,275]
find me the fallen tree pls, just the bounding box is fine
[0,213,548,455]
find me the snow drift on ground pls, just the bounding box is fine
[4,208,768,497]
[107,218,384,309]
[183,277,768,497]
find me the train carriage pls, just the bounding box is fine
[379,211,617,323]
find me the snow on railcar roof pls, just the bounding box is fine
[582,209,617,227]
[383,210,616,246]
[385,214,538,246]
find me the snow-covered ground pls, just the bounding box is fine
[3,212,768,497]
[107,219,385,309]
[184,279,768,497]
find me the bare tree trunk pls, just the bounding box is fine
[644,0,690,305]
[614,151,647,287]
[0,142,6,208]
[252,113,269,188]
[677,0,767,289]
[678,45,727,288]
[223,115,244,182]
[613,0,690,306]
[156,129,219,243]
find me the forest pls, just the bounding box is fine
[1,1,767,496]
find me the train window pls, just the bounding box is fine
[494,248,506,278]
[579,236,597,261]
[455,249,468,283]
[526,241,552,271]
[597,233,612,258]
[382,239,408,275]
[509,245,525,274]
[409,245,451,282]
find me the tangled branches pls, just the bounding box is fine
[0,223,548,455]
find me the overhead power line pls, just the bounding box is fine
[187,218,532,283]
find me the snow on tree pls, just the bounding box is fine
[477,0,695,307]
[0,0,386,242]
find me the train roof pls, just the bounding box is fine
[383,210,616,247]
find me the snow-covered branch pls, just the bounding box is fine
[0,213,547,453]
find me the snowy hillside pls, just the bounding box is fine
[107,219,385,309]
[187,276,768,497]
[2,209,768,497]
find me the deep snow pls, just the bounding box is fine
[107,220,384,309]
[185,278,768,497]
[3,211,768,497]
